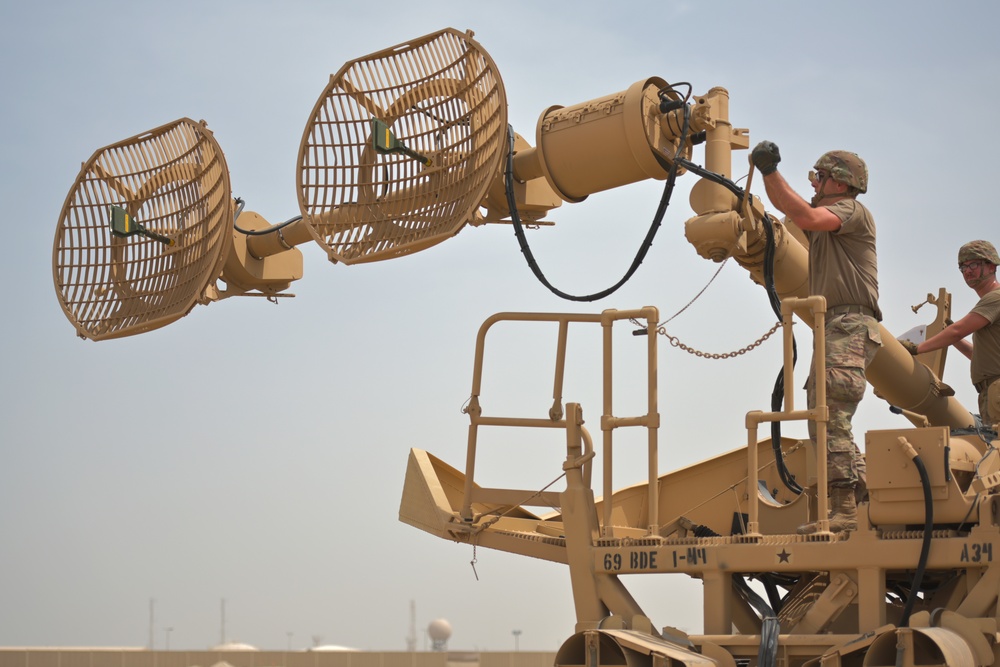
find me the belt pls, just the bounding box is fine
[827,304,877,318]
[975,376,999,393]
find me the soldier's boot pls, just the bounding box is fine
[796,486,857,535]
[827,486,858,533]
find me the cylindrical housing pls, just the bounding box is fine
[522,78,674,203]
[701,87,734,179]
[245,216,315,259]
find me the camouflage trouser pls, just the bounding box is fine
[980,379,1000,428]
[805,312,882,489]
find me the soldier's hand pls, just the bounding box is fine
[900,340,919,355]
[751,141,781,175]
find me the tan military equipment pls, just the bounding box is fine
[53,28,1000,666]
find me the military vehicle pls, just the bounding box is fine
[52,28,1000,667]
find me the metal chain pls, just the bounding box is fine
[656,321,783,359]
[622,257,782,360]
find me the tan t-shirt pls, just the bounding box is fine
[804,199,881,320]
[971,287,1000,384]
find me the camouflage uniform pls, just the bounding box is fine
[979,376,1000,427]
[803,187,882,490]
[805,313,881,487]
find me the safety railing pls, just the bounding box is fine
[459,307,662,536]
[744,295,830,536]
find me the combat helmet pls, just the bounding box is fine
[958,240,1000,266]
[813,151,868,194]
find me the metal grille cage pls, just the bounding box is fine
[297,28,507,264]
[53,118,232,340]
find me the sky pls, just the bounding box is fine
[2,0,1000,654]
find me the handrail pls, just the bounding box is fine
[459,308,661,534]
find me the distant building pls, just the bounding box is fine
[0,648,557,667]
[211,642,260,651]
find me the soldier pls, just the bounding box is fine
[751,142,882,534]
[902,240,1000,428]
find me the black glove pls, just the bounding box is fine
[900,340,919,356]
[751,141,781,175]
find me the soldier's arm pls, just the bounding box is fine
[761,171,842,232]
[916,312,988,360]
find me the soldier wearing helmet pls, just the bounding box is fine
[750,140,882,535]
[903,240,1000,427]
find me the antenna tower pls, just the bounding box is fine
[406,600,417,651]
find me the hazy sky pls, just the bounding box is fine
[2,0,999,654]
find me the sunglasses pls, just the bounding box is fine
[959,260,986,272]
[808,170,830,187]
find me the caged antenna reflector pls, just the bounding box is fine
[297,28,507,264]
[53,118,232,340]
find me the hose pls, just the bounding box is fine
[761,213,802,495]
[761,573,784,615]
[733,575,780,667]
[899,450,933,627]
[231,197,303,236]
[505,102,691,302]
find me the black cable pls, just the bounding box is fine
[234,216,302,236]
[760,212,802,495]
[231,198,303,236]
[733,575,774,617]
[956,493,980,533]
[673,158,745,198]
[761,573,784,615]
[759,617,780,667]
[899,452,933,627]
[506,102,691,302]
[733,576,779,667]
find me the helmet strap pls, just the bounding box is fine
[810,174,835,206]
[810,174,855,206]
[969,266,999,291]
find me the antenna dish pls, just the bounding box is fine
[297,28,507,264]
[52,118,232,340]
